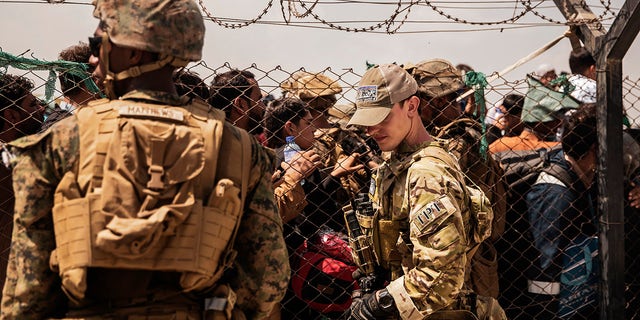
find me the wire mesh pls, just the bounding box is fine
[1,58,639,319]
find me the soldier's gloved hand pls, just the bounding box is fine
[352,269,364,281]
[350,288,396,320]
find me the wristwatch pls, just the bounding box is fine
[377,289,396,313]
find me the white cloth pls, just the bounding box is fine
[568,74,596,103]
[484,103,502,125]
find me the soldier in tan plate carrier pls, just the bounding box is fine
[0,1,290,319]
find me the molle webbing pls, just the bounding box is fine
[52,99,251,299]
[415,144,493,263]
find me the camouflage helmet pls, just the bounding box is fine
[281,71,342,101]
[93,0,205,62]
[327,103,356,126]
[405,59,464,99]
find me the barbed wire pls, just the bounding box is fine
[195,0,617,33]
[520,0,615,28]
[290,0,411,33]
[0,0,619,33]
[422,0,531,26]
[285,0,318,20]
[198,0,275,29]
[203,18,609,34]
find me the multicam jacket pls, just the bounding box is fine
[1,90,290,320]
[370,140,472,318]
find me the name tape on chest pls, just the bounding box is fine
[118,105,184,122]
[412,196,456,232]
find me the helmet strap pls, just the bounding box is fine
[111,55,185,82]
[99,33,118,100]
[100,33,189,99]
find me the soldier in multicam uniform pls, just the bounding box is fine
[281,71,379,207]
[405,59,507,299]
[0,1,289,319]
[346,64,506,320]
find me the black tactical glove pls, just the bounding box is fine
[352,269,386,293]
[349,288,397,320]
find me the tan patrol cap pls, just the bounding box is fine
[281,71,342,100]
[348,64,418,127]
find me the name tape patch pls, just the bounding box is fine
[356,85,378,103]
[118,105,184,122]
[412,196,456,232]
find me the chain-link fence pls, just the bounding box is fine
[1,55,640,319]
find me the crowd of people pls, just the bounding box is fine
[0,1,638,319]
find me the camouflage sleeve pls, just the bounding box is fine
[231,139,290,320]
[1,120,79,319]
[386,160,469,318]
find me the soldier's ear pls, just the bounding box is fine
[406,96,421,116]
[127,49,144,66]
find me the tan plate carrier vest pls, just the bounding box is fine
[50,98,252,302]
[363,144,492,271]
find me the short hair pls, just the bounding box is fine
[562,103,597,160]
[209,69,255,117]
[456,63,474,74]
[502,93,524,116]
[263,97,308,149]
[0,74,35,130]
[173,69,210,101]
[569,48,595,75]
[58,42,93,94]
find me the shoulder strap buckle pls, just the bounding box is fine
[147,165,165,190]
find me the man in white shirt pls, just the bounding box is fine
[568,47,596,103]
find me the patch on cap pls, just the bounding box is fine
[356,85,379,103]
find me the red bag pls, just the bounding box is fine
[290,230,359,314]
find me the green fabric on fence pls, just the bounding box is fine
[550,74,575,96]
[464,71,489,161]
[522,76,580,123]
[0,50,102,103]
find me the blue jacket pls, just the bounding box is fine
[525,149,596,283]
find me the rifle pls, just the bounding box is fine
[343,193,384,293]
[339,131,382,168]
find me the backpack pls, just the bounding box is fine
[436,117,507,241]
[558,234,599,318]
[492,145,572,201]
[491,145,573,316]
[290,229,359,315]
[418,144,494,250]
[51,98,253,301]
